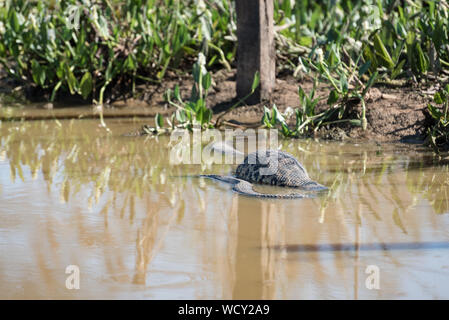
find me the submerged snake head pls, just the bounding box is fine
[235,150,328,191]
[296,179,328,192]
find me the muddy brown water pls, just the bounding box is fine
[1,118,449,299]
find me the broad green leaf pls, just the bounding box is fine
[298,36,313,47]
[362,72,378,98]
[31,60,42,85]
[192,63,201,83]
[56,62,64,79]
[262,111,272,128]
[190,84,198,101]
[391,59,406,80]
[124,55,136,70]
[9,9,20,33]
[358,61,371,78]
[65,65,78,95]
[396,22,407,38]
[327,90,340,105]
[434,91,445,104]
[185,101,196,112]
[406,32,415,46]
[80,72,93,100]
[272,105,286,125]
[163,43,171,55]
[263,106,271,117]
[174,85,182,102]
[155,113,164,129]
[208,55,218,67]
[105,63,113,82]
[298,86,306,100]
[0,43,5,57]
[29,60,46,86]
[203,108,212,125]
[196,107,203,124]
[373,33,395,69]
[295,109,304,131]
[195,98,205,113]
[261,106,272,127]
[176,110,186,123]
[363,46,378,73]
[428,103,442,120]
[251,71,260,92]
[281,123,291,137]
[39,67,46,86]
[202,72,211,91]
[185,109,193,122]
[415,43,428,74]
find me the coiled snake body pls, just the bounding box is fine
[201,145,327,199]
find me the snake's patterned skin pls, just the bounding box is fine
[202,150,327,199]
[236,150,327,191]
[122,131,328,198]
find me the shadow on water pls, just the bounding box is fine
[231,197,287,300]
[268,241,449,252]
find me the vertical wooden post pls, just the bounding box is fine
[236,0,275,104]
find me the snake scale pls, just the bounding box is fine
[201,143,328,199]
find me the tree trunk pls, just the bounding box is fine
[236,0,275,104]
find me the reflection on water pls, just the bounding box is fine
[1,119,449,299]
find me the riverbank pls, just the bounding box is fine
[1,68,434,144]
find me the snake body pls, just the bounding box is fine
[202,146,327,199]
[123,130,327,198]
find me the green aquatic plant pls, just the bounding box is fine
[261,76,371,138]
[277,0,449,138]
[298,44,378,132]
[162,54,259,132]
[426,84,449,152]
[165,53,214,130]
[3,0,449,105]
[281,0,449,81]
[0,0,236,103]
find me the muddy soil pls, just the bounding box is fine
[1,68,435,143]
[120,69,433,142]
